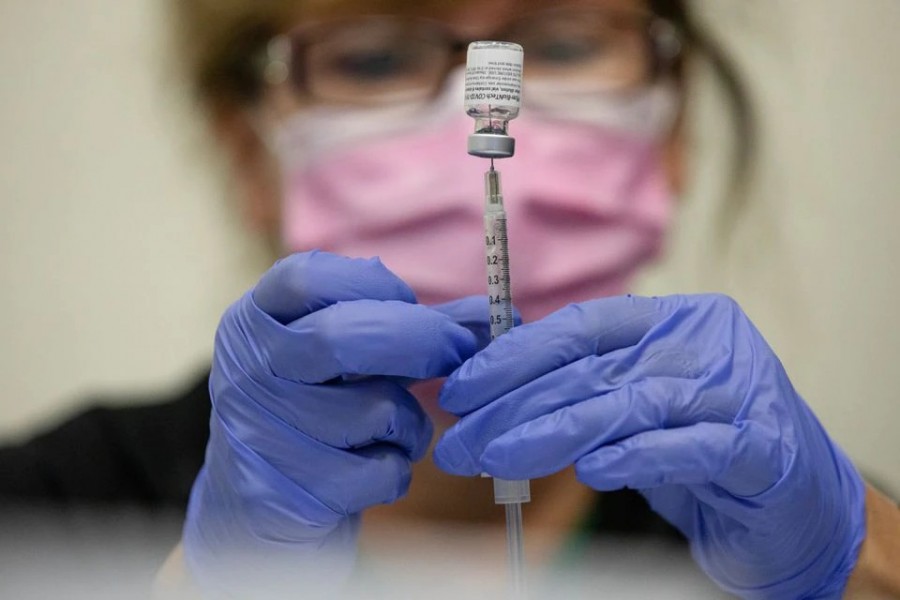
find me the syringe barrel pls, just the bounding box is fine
[483,168,530,506]
[484,172,514,341]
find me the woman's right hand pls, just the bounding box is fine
[182,251,482,596]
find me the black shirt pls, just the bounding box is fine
[0,371,684,536]
[0,373,714,595]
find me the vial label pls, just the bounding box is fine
[465,44,523,110]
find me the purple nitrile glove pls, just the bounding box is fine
[184,251,487,596]
[435,294,865,599]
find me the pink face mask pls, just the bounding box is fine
[275,76,676,322]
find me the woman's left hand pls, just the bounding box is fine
[434,294,865,599]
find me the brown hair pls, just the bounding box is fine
[168,0,462,111]
[166,0,300,112]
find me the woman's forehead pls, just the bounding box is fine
[295,0,648,23]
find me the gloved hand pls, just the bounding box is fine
[183,251,485,596]
[434,294,866,599]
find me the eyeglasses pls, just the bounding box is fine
[261,6,682,107]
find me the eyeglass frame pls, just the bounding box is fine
[258,6,684,107]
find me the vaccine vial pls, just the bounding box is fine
[465,41,524,159]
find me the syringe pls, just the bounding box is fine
[483,164,531,597]
[465,40,529,597]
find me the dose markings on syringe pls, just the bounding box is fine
[485,213,514,340]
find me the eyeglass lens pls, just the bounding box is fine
[288,8,661,105]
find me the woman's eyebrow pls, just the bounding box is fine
[298,0,458,19]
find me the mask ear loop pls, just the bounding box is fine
[242,34,301,167]
[241,86,318,258]
[239,105,277,159]
[236,36,303,254]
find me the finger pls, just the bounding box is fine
[213,405,414,515]
[430,295,522,349]
[437,374,726,478]
[574,422,783,497]
[439,329,707,419]
[262,300,480,383]
[433,350,693,475]
[202,424,345,534]
[253,251,416,323]
[299,380,434,462]
[212,364,433,460]
[439,295,666,415]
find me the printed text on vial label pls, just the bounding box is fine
[465,61,523,106]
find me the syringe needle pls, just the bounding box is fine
[490,157,495,171]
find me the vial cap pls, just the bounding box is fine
[468,133,516,159]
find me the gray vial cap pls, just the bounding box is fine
[467,134,516,159]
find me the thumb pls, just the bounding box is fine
[430,295,523,350]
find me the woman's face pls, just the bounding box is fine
[223,0,684,238]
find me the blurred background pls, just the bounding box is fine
[0,0,897,515]
[1,0,900,596]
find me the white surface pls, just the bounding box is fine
[0,0,271,437]
[0,0,897,492]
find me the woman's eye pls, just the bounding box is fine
[332,48,414,81]
[532,38,603,65]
